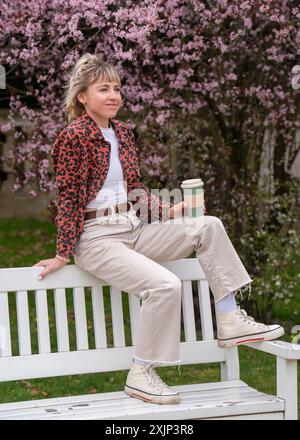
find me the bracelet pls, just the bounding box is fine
[55,255,71,263]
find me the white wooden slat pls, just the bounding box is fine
[0,340,226,382]
[128,294,141,346]
[181,281,196,342]
[53,288,70,352]
[0,259,204,292]
[110,287,125,347]
[0,379,249,411]
[15,290,31,355]
[0,292,12,357]
[0,266,109,292]
[91,286,107,349]
[244,340,300,360]
[0,404,283,420]
[0,381,284,420]
[34,289,51,354]
[0,387,279,419]
[204,413,284,420]
[197,279,214,340]
[73,287,89,350]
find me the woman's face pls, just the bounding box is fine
[77,76,122,121]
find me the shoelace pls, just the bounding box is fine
[149,368,170,391]
[236,306,265,328]
[140,363,173,391]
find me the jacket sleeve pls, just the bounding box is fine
[51,129,80,260]
[127,128,174,223]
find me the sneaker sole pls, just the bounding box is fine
[217,325,285,348]
[124,384,181,405]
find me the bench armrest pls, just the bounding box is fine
[243,340,300,419]
[243,340,300,360]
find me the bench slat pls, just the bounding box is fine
[197,280,214,340]
[0,266,108,291]
[35,289,51,354]
[0,379,248,410]
[128,295,141,346]
[0,259,205,292]
[0,381,284,420]
[0,341,226,382]
[0,292,12,357]
[16,290,31,355]
[54,288,70,352]
[182,281,196,342]
[110,287,125,347]
[91,286,107,349]
[73,287,89,350]
[0,387,270,418]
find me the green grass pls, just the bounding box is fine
[0,217,299,419]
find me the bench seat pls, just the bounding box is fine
[0,380,284,420]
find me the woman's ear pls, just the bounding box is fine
[77,92,86,105]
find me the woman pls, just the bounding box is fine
[33,53,284,405]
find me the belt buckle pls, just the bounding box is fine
[103,205,116,223]
[109,205,116,216]
[116,203,125,213]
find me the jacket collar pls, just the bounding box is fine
[77,110,112,128]
[74,110,128,139]
[73,111,128,168]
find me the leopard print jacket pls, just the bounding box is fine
[51,111,174,260]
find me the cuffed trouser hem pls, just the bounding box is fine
[133,355,182,375]
[214,280,253,304]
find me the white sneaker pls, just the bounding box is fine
[124,363,181,405]
[217,306,285,348]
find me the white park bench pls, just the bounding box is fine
[0,258,299,420]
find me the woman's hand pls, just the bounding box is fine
[168,201,188,219]
[168,201,206,219]
[32,257,68,280]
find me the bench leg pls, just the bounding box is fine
[220,347,240,381]
[276,357,298,420]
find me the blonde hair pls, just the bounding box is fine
[63,53,121,123]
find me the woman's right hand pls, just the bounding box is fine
[32,257,68,280]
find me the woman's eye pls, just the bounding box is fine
[99,88,121,92]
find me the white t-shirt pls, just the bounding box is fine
[85,126,128,209]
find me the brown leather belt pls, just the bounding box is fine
[84,201,132,221]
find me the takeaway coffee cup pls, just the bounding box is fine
[180,178,204,218]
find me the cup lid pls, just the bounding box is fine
[180,178,203,189]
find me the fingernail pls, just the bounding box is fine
[38,276,42,281]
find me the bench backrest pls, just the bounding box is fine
[0,258,239,382]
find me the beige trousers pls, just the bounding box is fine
[74,203,252,368]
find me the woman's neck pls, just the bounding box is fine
[85,109,110,128]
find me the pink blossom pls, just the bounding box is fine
[244,18,252,29]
